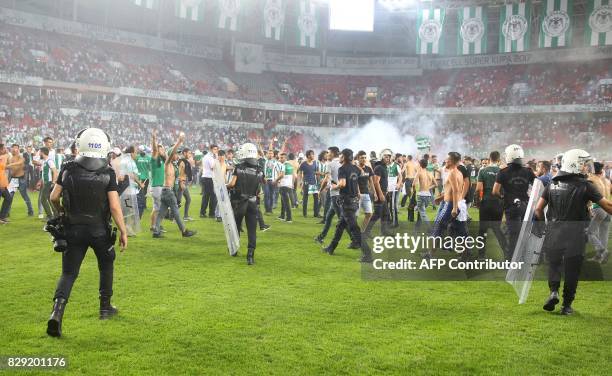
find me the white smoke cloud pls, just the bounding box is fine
[332,111,469,158]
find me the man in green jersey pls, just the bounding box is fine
[135,146,150,218]
[427,155,440,209]
[150,131,166,232]
[276,152,295,223]
[39,147,58,220]
[475,151,507,260]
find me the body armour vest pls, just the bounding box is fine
[231,161,263,200]
[61,162,112,225]
[545,176,589,222]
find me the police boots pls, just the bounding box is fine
[247,248,255,265]
[543,291,560,312]
[47,298,67,337]
[99,296,119,320]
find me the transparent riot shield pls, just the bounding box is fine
[212,160,240,256]
[120,175,141,236]
[506,179,546,304]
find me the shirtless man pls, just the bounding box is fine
[400,155,418,207]
[152,131,196,238]
[414,159,437,229]
[588,161,611,263]
[425,152,464,258]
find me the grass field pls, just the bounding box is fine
[1,189,610,375]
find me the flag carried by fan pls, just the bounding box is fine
[457,6,487,55]
[585,0,612,46]
[263,0,285,41]
[297,0,318,48]
[175,0,204,21]
[133,0,158,9]
[218,0,241,31]
[416,7,445,55]
[499,1,532,53]
[539,0,573,48]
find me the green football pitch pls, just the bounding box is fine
[0,189,610,375]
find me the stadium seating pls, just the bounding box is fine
[1,23,610,109]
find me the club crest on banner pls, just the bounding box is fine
[589,4,612,33]
[298,11,317,35]
[419,19,442,43]
[543,10,570,37]
[221,0,240,18]
[461,18,485,43]
[264,0,284,29]
[502,14,528,41]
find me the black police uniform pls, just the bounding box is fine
[542,172,603,310]
[495,163,535,260]
[363,160,390,237]
[231,159,264,264]
[47,158,118,337]
[325,163,372,262]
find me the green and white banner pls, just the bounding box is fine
[586,0,612,46]
[499,1,532,53]
[133,0,158,9]
[218,0,241,30]
[297,0,318,48]
[175,0,204,21]
[539,0,573,48]
[263,0,284,40]
[416,8,445,55]
[457,6,487,55]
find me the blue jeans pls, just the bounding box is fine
[155,188,186,234]
[416,195,432,228]
[319,195,340,240]
[12,177,33,215]
[263,180,276,213]
[0,187,13,219]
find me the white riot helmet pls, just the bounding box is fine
[561,149,593,175]
[76,128,111,158]
[75,128,111,170]
[239,143,258,160]
[504,144,524,164]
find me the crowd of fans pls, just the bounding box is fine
[2,85,609,159]
[1,23,611,109]
[276,61,611,108]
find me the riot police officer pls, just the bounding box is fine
[47,128,128,337]
[323,148,373,263]
[227,143,264,265]
[536,149,612,315]
[492,144,535,260]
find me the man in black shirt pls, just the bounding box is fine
[323,149,372,263]
[493,144,536,260]
[535,149,612,315]
[356,150,374,229]
[363,148,391,238]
